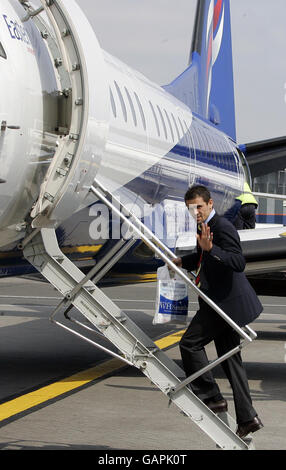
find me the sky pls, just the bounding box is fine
[73,1,286,144]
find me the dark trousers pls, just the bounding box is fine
[179,304,257,424]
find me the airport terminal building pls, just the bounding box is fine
[254,169,286,224]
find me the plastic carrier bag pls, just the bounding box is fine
[153,265,189,325]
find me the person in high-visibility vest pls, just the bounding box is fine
[233,182,258,230]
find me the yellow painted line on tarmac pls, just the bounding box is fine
[0,329,185,422]
[154,329,185,350]
[62,245,102,254]
[107,273,157,284]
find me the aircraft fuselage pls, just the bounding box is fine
[0,0,246,258]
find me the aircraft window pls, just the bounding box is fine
[184,120,194,149]
[109,87,117,118]
[226,153,231,169]
[177,117,185,139]
[204,131,214,163]
[125,87,137,127]
[219,140,226,153]
[214,136,222,154]
[157,105,168,140]
[192,122,199,143]
[183,120,190,135]
[149,101,160,137]
[171,113,181,141]
[216,138,225,155]
[204,132,213,153]
[0,42,7,59]
[164,110,174,142]
[134,92,146,130]
[197,126,206,149]
[192,122,204,161]
[114,81,127,122]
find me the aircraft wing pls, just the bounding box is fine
[226,225,286,296]
[239,225,286,275]
[239,136,286,177]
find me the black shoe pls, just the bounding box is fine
[206,399,228,414]
[236,416,264,439]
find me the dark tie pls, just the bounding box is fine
[195,250,203,288]
[195,224,202,287]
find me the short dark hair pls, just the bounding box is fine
[184,185,211,203]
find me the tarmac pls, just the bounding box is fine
[0,276,285,453]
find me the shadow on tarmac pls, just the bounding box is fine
[103,355,286,404]
[0,440,113,450]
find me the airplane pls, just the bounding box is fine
[1,2,285,450]
[0,0,285,297]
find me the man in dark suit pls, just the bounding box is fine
[174,185,263,439]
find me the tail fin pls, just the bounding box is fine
[164,0,236,141]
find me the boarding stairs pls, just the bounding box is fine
[19,0,257,450]
[22,179,258,450]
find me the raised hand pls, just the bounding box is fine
[197,223,213,252]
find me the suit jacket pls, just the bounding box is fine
[181,213,262,327]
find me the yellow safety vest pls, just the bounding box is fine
[236,183,258,206]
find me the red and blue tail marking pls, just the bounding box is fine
[164,0,236,141]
